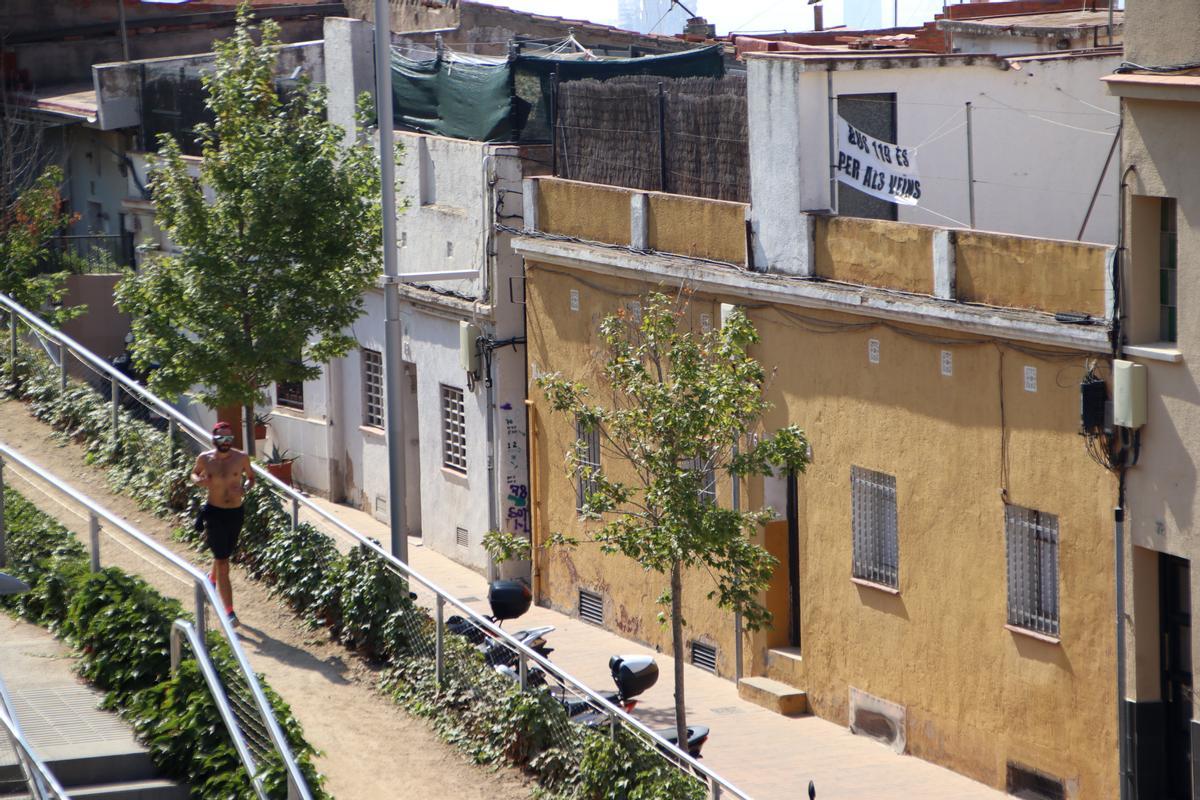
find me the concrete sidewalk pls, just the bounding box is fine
[301,497,1006,800]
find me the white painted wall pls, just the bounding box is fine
[747,50,1121,266]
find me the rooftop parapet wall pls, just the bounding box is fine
[956,231,1109,317]
[524,176,1112,321]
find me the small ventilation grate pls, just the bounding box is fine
[578,589,604,626]
[691,641,718,673]
[456,527,469,548]
[1006,763,1065,800]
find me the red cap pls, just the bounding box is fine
[212,421,233,434]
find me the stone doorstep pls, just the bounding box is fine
[737,676,809,717]
[764,645,806,688]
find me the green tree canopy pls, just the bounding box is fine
[527,290,809,748]
[116,5,387,453]
[0,165,76,320]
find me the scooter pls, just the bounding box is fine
[446,579,533,644]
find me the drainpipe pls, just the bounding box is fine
[485,334,499,582]
[1116,497,1130,800]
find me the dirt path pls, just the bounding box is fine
[0,397,532,800]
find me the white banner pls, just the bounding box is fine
[835,117,922,206]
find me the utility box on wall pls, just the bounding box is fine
[460,321,481,377]
[1113,360,1147,429]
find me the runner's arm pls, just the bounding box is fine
[244,454,256,489]
[190,454,210,486]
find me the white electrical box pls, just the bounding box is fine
[1113,360,1147,429]
[460,321,481,375]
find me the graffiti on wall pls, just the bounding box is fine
[499,401,529,536]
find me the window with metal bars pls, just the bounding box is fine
[851,466,899,589]
[575,417,601,512]
[1160,197,1178,343]
[441,384,467,474]
[1005,505,1059,637]
[362,348,384,428]
[276,380,304,411]
[687,455,717,506]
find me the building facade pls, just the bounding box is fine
[1103,0,1200,797]
[517,176,1120,797]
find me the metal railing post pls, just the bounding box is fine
[0,457,6,568]
[518,652,528,691]
[291,497,299,531]
[287,774,301,800]
[608,712,617,741]
[435,595,445,690]
[88,512,100,572]
[709,777,721,800]
[110,379,120,452]
[194,580,207,639]
[170,625,182,672]
[167,419,176,468]
[8,316,16,380]
[58,343,67,393]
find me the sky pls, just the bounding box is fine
[472,0,961,36]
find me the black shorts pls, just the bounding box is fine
[201,504,244,560]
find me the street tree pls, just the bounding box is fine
[0,165,76,320]
[530,290,809,749]
[116,5,386,454]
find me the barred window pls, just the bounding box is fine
[688,455,717,506]
[1006,505,1059,636]
[851,466,898,589]
[276,380,304,411]
[576,417,601,512]
[441,384,467,474]
[362,348,384,428]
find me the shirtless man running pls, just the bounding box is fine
[191,421,254,625]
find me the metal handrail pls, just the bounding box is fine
[0,702,70,800]
[0,442,312,800]
[0,293,753,800]
[170,619,267,800]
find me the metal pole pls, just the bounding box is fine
[732,442,743,682]
[111,379,120,452]
[657,82,668,192]
[194,580,207,638]
[117,0,130,62]
[167,418,176,468]
[58,343,67,393]
[518,651,528,691]
[966,101,976,229]
[0,458,6,568]
[291,497,300,531]
[1116,504,1130,800]
[435,595,445,689]
[8,316,16,381]
[374,0,409,564]
[826,69,837,214]
[88,513,101,572]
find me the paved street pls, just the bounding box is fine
[302,497,1006,800]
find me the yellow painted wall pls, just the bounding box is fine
[814,216,934,295]
[646,193,747,265]
[955,231,1108,316]
[536,179,631,245]
[525,259,1117,798]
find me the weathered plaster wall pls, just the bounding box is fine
[955,231,1109,315]
[536,180,632,245]
[814,216,934,294]
[526,256,1119,797]
[646,193,747,265]
[1124,0,1200,67]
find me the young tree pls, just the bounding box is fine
[536,291,809,750]
[0,165,76,320]
[116,5,386,454]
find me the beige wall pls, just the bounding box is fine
[646,193,746,265]
[60,274,131,362]
[1124,0,1200,68]
[814,217,934,295]
[525,258,1119,796]
[1118,95,1200,714]
[956,232,1109,317]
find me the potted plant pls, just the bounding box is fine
[253,412,271,441]
[262,444,296,486]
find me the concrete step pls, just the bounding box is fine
[68,778,190,800]
[763,646,805,687]
[737,676,809,717]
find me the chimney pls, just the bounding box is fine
[814,5,824,31]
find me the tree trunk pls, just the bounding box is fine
[243,403,256,458]
[671,559,688,753]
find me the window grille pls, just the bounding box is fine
[456,526,469,548]
[851,466,898,588]
[276,381,304,411]
[1006,505,1059,636]
[576,417,601,511]
[1160,197,1178,343]
[441,385,467,474]
[687,455,717,505]
[362,349,384,428]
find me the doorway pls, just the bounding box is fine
[1160,553,1193,800]
[786,470,801,648]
